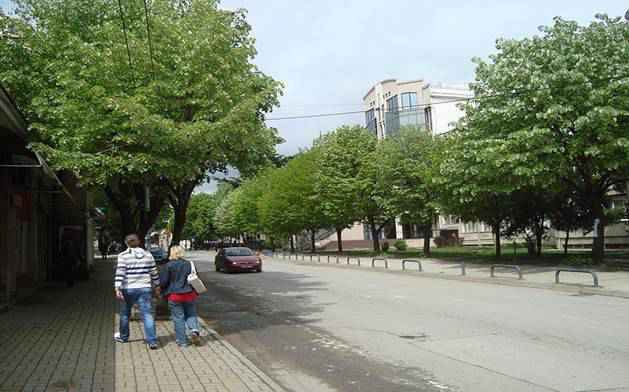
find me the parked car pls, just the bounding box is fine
[215,247,262,273]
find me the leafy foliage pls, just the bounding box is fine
[181,193,219,245]
[443,15,629,261]
[0,0,282,242]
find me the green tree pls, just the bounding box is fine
[437,133,515,257]
[181,193,218,247]
[214,187,242,239]
[461,15,629,262]
[258,150,327,252]
[376,127,439,255]
[0,0,281,244]
[316,126,378,251]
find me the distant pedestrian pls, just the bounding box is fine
[60,240,80,287]
[114,234,161,350]
[160,245,201,347]
[108,241,120,255]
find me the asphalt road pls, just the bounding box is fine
[189,251,629,392]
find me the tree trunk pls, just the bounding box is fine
[336,227,343,253]
[289,235,295,253]
[493,222,501,258]
[104,180,164,247]
[170,206,187,247]
[535,230,543,257]
[592,202,606,264]
[422,223,431,256]
[169,195,192,247]
[118,208,135,244]
[310,229,316,253]
[168,181,195,249]
[563,230,570,256]
[526,237,536,256]
[369,217,381,252]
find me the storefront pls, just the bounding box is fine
[0,85,93,310]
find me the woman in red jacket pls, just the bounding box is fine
[160,246,202,347]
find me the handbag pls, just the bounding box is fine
[187,260,207,294]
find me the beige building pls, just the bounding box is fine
[319,79,473,250]
[363,79,472,139]
[316,78,629,251]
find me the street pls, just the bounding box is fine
[189,251,629,392]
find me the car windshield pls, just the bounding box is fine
[225,248,254,256]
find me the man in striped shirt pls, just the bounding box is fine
[114,234,161,349]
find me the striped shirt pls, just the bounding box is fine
[114,247,159,289]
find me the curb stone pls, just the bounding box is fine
[198,318,286,392]
[275,257,629,300]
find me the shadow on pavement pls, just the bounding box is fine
[196,269,327,337]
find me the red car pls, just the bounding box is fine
[215,247,262,273]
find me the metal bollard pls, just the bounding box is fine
[555,269,599,287]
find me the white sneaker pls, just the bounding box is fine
[114,332,127,343]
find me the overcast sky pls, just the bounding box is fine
[216,0,627,155]
[1,0,627,191]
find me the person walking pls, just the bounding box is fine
[160,245,202,347]
[114,234,161,350]
[60,240,80,287]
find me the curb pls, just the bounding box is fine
[198,318,286,392]
[273,257,629,300]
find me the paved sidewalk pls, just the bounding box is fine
[0,262,283,392]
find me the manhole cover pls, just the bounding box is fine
[399,334,427,340]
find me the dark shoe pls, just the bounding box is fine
[147,342,159,350]
[114,332,127,343]
[190,331,201,346]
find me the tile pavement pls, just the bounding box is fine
[0,262,283,392]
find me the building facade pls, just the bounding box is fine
[317,78,629,251]
[318,79,473,250]
[363,79,472,139]
[0,85,94,310]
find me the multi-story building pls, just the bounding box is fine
[316,78,629,252]
[318,79,473,250]
[363,79,472,139]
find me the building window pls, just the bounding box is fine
[402,223,431,239]
[386,95,398,112]
[424,106,433,131]
[365,109,376,134]
[400,92,417,110]
[384,95,400,137]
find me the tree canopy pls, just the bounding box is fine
[0,0,282,243]
[448,15,629,261]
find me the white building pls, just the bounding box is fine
[363,79,472,139]
[318,79,474,250]
[316,78,629,251]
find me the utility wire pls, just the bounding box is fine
[117,0,135,85]
[265,96,474,121]
[142,0,156,79]
[266,74,629,121]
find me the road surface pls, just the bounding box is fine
[189,251,629,392]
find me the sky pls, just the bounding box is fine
[215,0,627,155]
[1,0,627,191]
